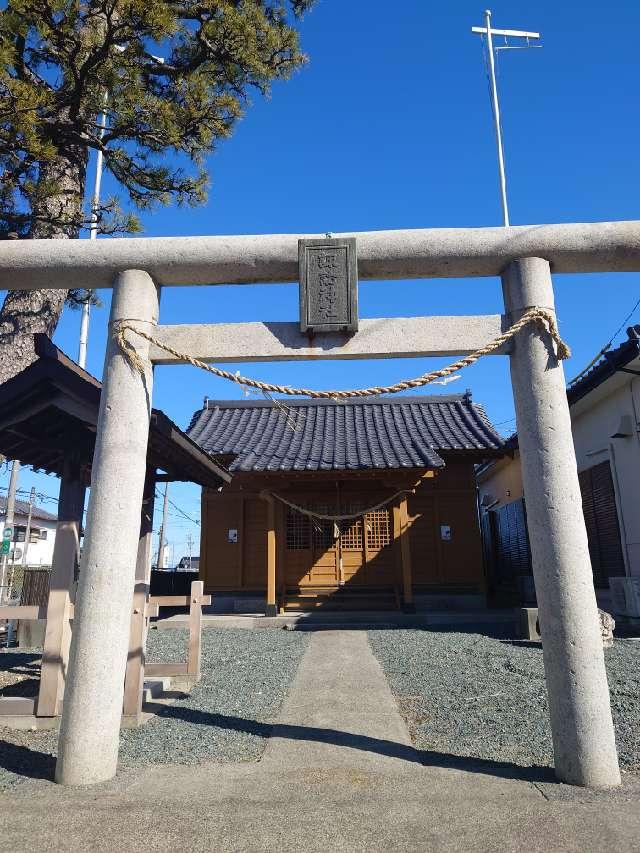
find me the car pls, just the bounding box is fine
[176,556,199,572]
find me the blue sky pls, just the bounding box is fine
[3,0,639,562]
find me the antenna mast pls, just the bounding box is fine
[472,10,541,226]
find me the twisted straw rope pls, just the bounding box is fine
[268,489,412,522]
[114,307,570,399]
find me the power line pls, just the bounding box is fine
[154,489,200,526]
[568,293,640,386]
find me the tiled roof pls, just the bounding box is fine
[187,395,503,473]
[567,324,640,406]
[0,496,57,522]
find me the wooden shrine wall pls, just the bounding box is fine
[199,459,485,595]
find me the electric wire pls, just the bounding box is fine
[568,293,640,386]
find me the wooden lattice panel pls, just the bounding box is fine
[340,517,363,551]
[286,508,311,550]
[365,509,391,550]
[313,517,336,549]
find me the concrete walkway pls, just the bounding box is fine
[1,630,639,852]
[262,630,416,774]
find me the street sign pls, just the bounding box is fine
[3,527,12,541]
[1,540,10,555]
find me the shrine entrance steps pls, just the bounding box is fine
[282,585,400,613]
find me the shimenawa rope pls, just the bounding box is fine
[268,490,412,522]
[113,307,570,399]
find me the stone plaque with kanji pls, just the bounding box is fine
[299,238,358,333]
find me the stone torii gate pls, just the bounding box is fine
[2,220,636,789]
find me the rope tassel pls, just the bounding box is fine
[112,307,571,400]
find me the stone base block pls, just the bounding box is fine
[518,607,541,641]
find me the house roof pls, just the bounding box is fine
[0,496,57,523]
[186,394,503,473]
[0,335,230,488]
[567,324,640,406]
[477,326,640,470]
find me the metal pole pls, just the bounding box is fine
[78,91,108,369]
[157,483,169,570]
[484,9,510,227]
[0,460,20,604]
[21,486,36,567]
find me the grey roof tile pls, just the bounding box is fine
[0,496,57,522]
[187,394,502,473]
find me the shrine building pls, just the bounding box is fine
[188,394,503,613]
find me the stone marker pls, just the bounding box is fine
[599,610,615,649]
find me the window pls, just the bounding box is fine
[39,529,48,541]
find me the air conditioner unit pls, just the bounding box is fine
[608,576,640,618]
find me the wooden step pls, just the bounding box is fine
[283,587,400,612]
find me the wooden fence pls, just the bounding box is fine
[0,580,210,721]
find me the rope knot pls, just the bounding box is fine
[113,321,148,375]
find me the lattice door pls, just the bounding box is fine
[365,508,392,551]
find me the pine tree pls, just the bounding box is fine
[0,0,314,381]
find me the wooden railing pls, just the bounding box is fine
[0,580,210,719]
[144,581,211,681]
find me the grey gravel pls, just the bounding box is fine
[0,651,40,697]
[368,629,640,771]
[0,627,308,788]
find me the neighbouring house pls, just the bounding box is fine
[477,325,640,615]
[0,496,57,567]
[187,394,503,613]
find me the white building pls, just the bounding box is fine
[477,325,640,614]
[0,496,57,567]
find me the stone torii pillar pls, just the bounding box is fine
[56,270,159,786]
[502,257,620,788]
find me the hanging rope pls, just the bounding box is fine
[113,306,570,400]
[268,490,412,522]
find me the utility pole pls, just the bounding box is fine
[78,50,163,369]
[186,531,194,571]
[78,92,108,369]
[472,10,541,226]
[22,486,36,567]
[0,460,20,604]
[157,483,170,569]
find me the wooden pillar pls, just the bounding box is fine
[186,580,205,679]
[262,493,277,617]
[394,497,414,613]
[37,459,85,717]
[277,501,287,613]
[122,469,156,719]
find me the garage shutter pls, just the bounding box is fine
[578,462,625,588]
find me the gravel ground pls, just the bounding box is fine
[0,651,40,698]
[0,627,308,789]
[368,629,640,771]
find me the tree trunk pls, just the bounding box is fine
[0,152,87,385]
